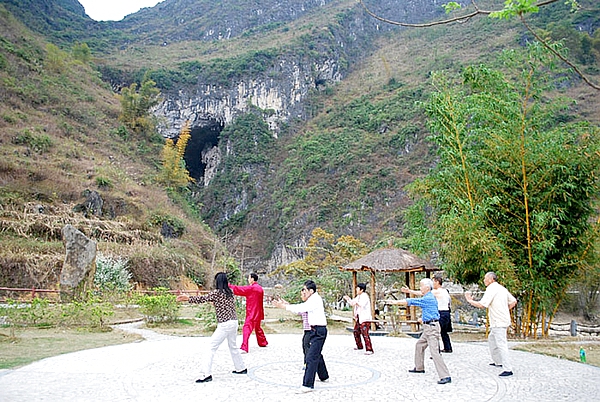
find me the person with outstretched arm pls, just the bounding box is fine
[465,271,517,377]
[230,272,268,353]
[274,280,329,393]
[176,272,246,383]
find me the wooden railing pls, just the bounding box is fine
[0,287,207,302]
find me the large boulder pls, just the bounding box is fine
[60,224,97,302]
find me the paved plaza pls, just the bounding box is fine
[0,322,598,402]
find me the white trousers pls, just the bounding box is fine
[489,326,512,371]
[203,319,245,376]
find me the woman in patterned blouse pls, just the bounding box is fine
[177,272,247,383]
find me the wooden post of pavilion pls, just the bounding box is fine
[407,270,418,332]
[370,269,376,330]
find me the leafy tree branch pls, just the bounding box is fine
[359,0,599,90]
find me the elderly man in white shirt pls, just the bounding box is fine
[343,282,374,354]
[274,280,329,393]
[465,271,517,377]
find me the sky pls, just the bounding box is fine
[78,0,165,21]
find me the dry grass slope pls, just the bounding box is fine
[0,6,222,291]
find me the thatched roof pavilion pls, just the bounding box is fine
[340,248,439,331]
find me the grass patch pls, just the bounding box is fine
[513,339,600,367]
[0,326,142,369]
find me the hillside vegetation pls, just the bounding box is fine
[195,6,600,260]
[0,5,223,291]
[0,0,599,290]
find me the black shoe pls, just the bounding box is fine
[499,371,513,377]
[441,349,453,353]
[232,369,247,374]
[437,377,451,384]
[489,363,502,367]
[195,375,212,383]
[408,368,425,373]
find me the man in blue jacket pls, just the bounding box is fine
[398,278,451,384]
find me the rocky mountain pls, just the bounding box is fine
[1,0,598,285]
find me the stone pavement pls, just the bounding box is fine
[0,322,598,402]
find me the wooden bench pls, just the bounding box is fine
[345,320,391,336]
[378,299,422,332]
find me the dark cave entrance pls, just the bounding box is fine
[182,121,224,182]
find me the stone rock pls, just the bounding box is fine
[60,224,97,302]
[160,221,183,238]
[73,189,104,218]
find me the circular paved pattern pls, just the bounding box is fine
[249,360,380,389]
[0,325,598,402]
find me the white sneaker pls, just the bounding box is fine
[240,350,248,354]
[320,378,329,383]
[295,386,313,394]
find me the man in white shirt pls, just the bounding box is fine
[465,272,517,377]
[274,280,329,393]
[433,276,453,353]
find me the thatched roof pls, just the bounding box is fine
[340,248,438,273]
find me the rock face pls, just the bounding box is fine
[146,1,444,275]
[60,224,97,302]
[155,56,343,139]
[149,0,444,138]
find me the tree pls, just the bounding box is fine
[45,43,66,73]
[117,76,161,134]
[359,0,600,90]
[277,227,369,276]
[274,228,369,301]
[574,217,600,321]
[71,42,91,64]
[406,44,600,337]
[158,121,194,190]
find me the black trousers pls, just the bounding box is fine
[439,310,453,352]
[303,325,329,388]
[302,330,311,364]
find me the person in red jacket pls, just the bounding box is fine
[230,273,268,353]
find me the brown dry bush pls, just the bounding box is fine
[128,253,186,288]
[0,252,62,291]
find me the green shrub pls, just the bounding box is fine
[1,296,114,334]
[12,129,53,153]
[1,113,16,124]
[95,176,113,189]
[71,42,91,64]
[195,303,217,332]
[136,287,179,324]
[2,298,54,329]
[111,125,129,140]
[58,296,114,329]
[148,213,186,238]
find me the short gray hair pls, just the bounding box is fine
[486,272,498,282]
[421,278,434,291]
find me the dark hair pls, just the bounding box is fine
[357,283,367,292]
[250,273,258,282]
[433,276,443,285]
[214,272,233,298]
[304,280,317,293]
